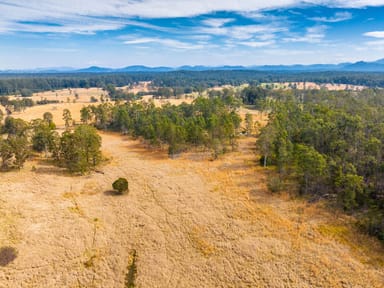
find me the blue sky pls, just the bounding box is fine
[1,1,384,69]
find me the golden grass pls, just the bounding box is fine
[10,87,106,103]
[189,226,217,257]
[317,224,350,242]
[63,192,85,217]
[81,182,102,196]
[1,94,383,287]
[317,222,384,267]
[83,248,102,269]
[62,192,78,199]
[0,209,21,245]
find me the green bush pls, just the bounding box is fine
[113,178,129,195]
[267,176,284,193]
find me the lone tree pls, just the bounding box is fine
[43,112,54,124]
[112,178,129,195]
[62,109,73,130]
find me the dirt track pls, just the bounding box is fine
[0,129,383,287]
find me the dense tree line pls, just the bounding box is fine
[0,74,143,95]
[81,97,241,157]
[1,71,384,96]
[257,88,384,241]
[105,84,138,101]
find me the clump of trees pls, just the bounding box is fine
[0,112,102,173]
[257,88,384,241]
[80,96,241,157]
[59,125,101,173]
[0,117,30,169]
[0,96,34,112]
[240,85,267,106]
[105,84,139,101]
[36,99,60,105]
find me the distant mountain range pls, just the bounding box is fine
[2,59,384,74]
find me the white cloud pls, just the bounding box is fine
[5,20,125,34]
[364,31,384,38]
[310,11,352,22]
[202,18,234,28]
[263,48,314,56]
[124,38,155,45]
[0,1,383,34]
[360,40,384,52]
[364,39,384,46]
[322,0,384,8]
[239,40,275,48]
[124,37,204,50]
[284,25,327,43]
[198,24,284,40]
[187,35,212,41]
[240,12,269,20]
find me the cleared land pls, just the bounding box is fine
[0,89,383,287]
[260,82,366,91]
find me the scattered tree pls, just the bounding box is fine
[62,109,73,129]
[43,112,54,124]
[112,178,129,195]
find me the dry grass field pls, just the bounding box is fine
[8,87,105,127]
[0,89,383,287]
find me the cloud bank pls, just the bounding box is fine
[0,0,381,33]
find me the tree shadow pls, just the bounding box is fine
[104,190,121,196]
[33,166,68,176]
[30,158,70,176]
[0,246,18,266]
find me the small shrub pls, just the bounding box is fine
[90,96,98,103]
[84,254,97,268]
[267,176,284,193]
[113,178,129,195]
